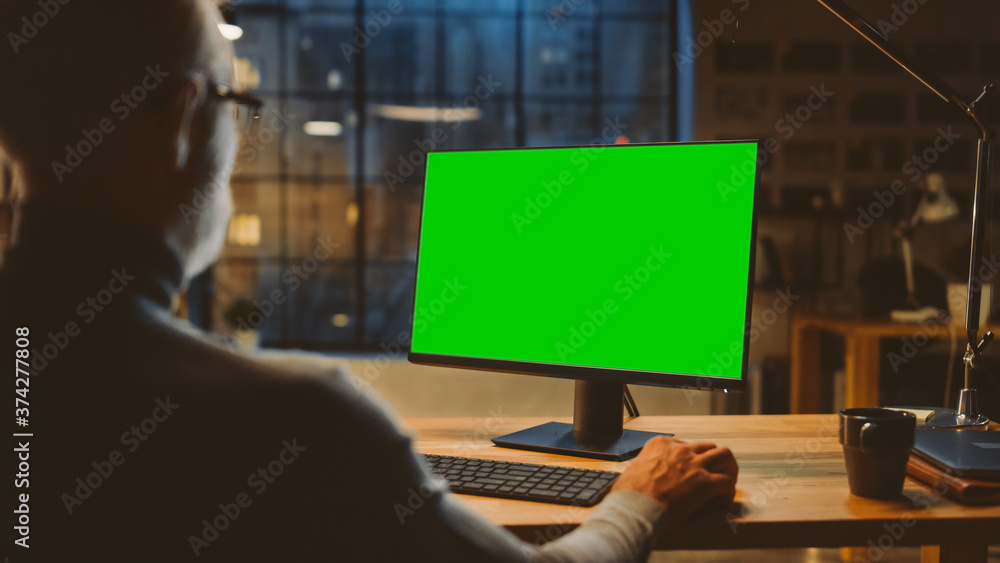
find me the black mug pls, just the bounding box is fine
[839,408,916,499]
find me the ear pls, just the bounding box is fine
[171,81,202,171]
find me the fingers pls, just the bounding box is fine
[693,446,738,474]
[638,439,737,479]
[687,442,718,454]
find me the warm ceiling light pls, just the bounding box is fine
[370,104,482,123]
[218,23,244,41]
[227,213,260,246]
[345,202,359,227]
[304,121,343,136]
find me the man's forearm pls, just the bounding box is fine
[519,490,664,563]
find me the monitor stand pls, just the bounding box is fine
[491,379,672,461]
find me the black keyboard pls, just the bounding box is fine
[422,454,619,507]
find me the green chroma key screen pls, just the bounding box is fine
[410,141,758,385]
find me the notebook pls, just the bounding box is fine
[912,429,1000,480]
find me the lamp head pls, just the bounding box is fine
[913,172,959,225]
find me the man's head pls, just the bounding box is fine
[0,0,244,282]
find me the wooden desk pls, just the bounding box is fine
[407,414,1000,562]
[790,314,958,413]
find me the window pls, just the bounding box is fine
[212,0,680,349]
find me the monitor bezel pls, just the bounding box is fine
[407,139,762,394]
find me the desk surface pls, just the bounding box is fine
[407,414,1000,552]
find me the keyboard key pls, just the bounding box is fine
[491,474,527,482]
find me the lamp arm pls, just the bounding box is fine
[815,0,993,142]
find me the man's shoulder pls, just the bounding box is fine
[160,326,408,438]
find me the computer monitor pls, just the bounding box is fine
[409,140,760,460]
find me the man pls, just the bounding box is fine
[0,0,738,561]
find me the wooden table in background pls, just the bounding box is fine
[407,414,1000,562]
[790,314,958,413]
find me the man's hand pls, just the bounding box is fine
[611,436,738,525]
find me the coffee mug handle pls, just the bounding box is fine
[859,422,877,450]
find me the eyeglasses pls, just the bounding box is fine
[207,81,263,134]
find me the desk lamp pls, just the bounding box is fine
[893,172,959,316]
[812,0,994,426]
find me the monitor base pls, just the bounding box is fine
[491,421,672,461]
